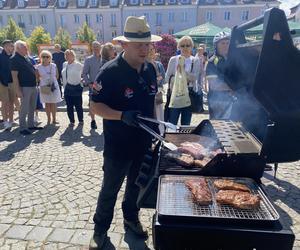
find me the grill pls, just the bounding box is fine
[157,175,279,224]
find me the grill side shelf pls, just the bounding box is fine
[157,175,279,226]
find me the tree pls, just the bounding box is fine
[54,28,72,51]
[155,34,177,70]
[0,17,26,45]
[27,26,51,55]
[76,22,96,46]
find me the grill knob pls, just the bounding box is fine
[135,173,149,188]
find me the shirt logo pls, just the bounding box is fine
[124,87,134,98]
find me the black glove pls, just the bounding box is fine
[121,110,141,127]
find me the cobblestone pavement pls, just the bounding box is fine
[0,93,299,249]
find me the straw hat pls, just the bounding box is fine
[114,16,162,43]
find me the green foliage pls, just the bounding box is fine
[76,22,96,46]
[0,18,26,45]
[54,28,72,51]
[28,26,51,55]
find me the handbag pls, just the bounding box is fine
[40,64,55,95]
[155,90,163,105]
[169,56,191,109]
[164,75,174,122]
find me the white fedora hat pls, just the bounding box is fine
[114,16,162,43]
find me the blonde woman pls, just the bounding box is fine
[36,50,62,125]
[165,36,200,125]
[61,49,84,127]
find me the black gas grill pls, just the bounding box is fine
[136,7,298,249]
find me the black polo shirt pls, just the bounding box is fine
[92,53,157,160]
[0,50,13,86]
[10,52,36,87]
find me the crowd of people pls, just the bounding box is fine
[0,24,232,136]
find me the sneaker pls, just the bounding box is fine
[78,121,84,126]
[28,126,44,130]
[20,129,31,135]
[69,122,75,127]
[91,120,97,129]
[4,121,12,131]
[124,219,148,239]
[89,233,107,249]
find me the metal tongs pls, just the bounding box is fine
[138,121,178,151]
[138,115,179,131]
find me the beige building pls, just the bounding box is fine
[0,0,279,42]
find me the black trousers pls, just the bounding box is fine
[93,155,143,234]
[64,95,83,123]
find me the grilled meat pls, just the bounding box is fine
[214,180,251,192]
[165,152,194,167]
[216,190,260,209]
[193,158,211,168]
[185,178,212,205]
[178,142,205,160]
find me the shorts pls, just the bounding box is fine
[0,83,16,103]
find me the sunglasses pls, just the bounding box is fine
[42,56,50,58]
[180,44,191,48]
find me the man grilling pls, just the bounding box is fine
[206,31,234,119]
[90,16,161,249]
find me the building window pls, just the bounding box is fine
[111,13,116,27]
[168,28,174,34]
[59,0,67,7]
[97,30,103,40]
[85,14,90,25]
[29,14,34,25]
[206,11,212,21]
[112,30,117,38]
[144,13,149,21]
[40,15,47,24]
[155,0,163,3]
[110,0,118,6]
[156,28,161,35]
[130,0,138,4]
[17,0,25,7]
[0,16,3,25]
[224,11,230,20]
[168,12,174,22]
[18,15,24,23]
[0,1,3,8]
[181,0,188,3]
[90,0,97,6]
[156,13,162,26]
[78,0,85,6]
[143,0,150,3]
[169,0,176,3]
[181,11,187,22]
[40,0,47,6]
[60,14,66,27]
[96,14,103,23]
[241,10,249,21]
[74,14,80,23]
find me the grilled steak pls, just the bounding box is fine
[178,142,205,160]
[165,152,194,167]
[214,180,251,192]
[193,158,211,168]
[185,178,212,205]
[216,190,260,209]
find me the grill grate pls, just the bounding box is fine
[157,175,279,222]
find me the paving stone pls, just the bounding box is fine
[5,225,34,240]
[70,229,94,245]
[48,228,75,243]
[0,224,10,236]
[26,226,53,241]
